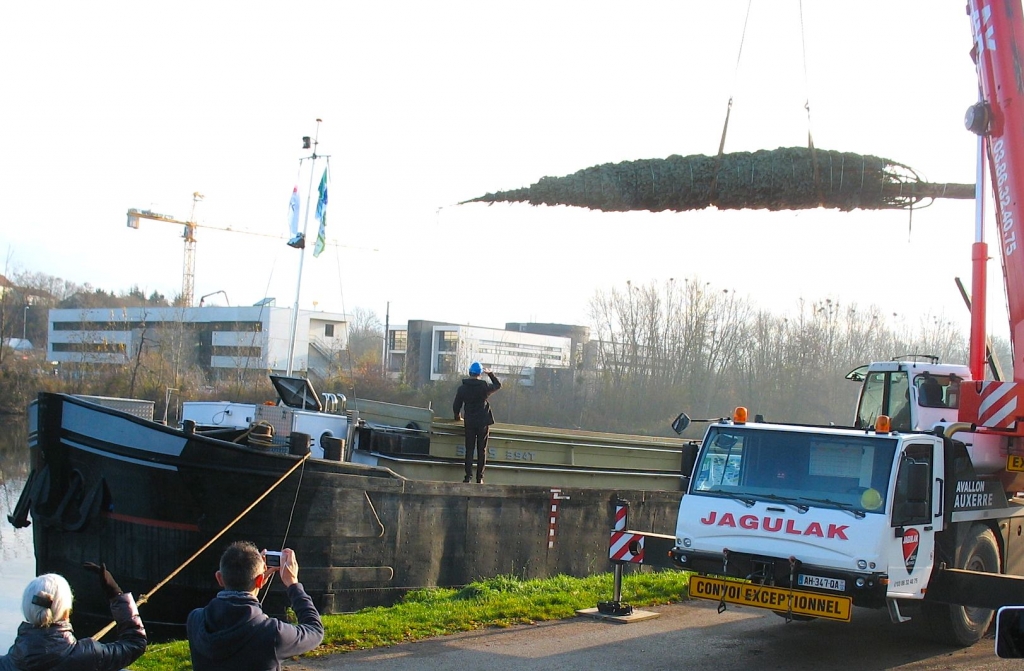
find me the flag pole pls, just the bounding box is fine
[286,118,322,377]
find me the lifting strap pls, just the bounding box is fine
[709,0,754,204]
[798,0,824,207]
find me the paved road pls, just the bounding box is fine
[284,600,1021,671]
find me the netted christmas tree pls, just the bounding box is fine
[464,147,973,213]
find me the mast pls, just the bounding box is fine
[286,119,324,377]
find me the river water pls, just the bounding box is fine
[0,416,36,653]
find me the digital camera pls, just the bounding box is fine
[264,550,283,568]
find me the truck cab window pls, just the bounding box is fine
[892,443,932,527]
[888,372,912,432]
[916,372,944,407]
[945,374,962,408]
[692,431,743,490]
[689,427,897,515]
[856,372,886,429]
[857,371,911,431]
[914,371,962,409]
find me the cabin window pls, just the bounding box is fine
[913,372,961,409]
[689,427,898,515]
[856,372,885,429]
[891,443,933,527]
[856,371,911,431]
[888,372,912,431]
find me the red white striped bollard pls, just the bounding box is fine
[613,500,627,532]
[597,499,633,616]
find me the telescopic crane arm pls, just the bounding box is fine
[967,0,1024,380]
[957,0,1024,435]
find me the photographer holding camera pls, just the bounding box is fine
[187,542,323,671]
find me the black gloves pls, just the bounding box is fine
[83,562,123,600]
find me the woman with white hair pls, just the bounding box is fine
[0,563,147,670]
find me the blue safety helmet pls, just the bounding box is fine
[469,362,483,375]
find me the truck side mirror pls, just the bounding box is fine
[671,413,690,435]
[996,606,1024,657]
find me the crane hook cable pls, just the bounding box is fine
[709,0,754,204]
[91,451,312,640]
[797,0,823,207]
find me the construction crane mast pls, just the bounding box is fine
[126,192,204,307]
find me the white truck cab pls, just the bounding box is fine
[671,407,1024,645]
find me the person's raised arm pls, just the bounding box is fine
[275,549,324,658]
[83,562,147,669]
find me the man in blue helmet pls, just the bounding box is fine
[453,362,501,483]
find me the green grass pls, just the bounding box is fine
[129,570,691,670]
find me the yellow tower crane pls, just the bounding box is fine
[126,192,205,307]
[127,192,288,307]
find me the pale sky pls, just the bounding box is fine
[0,1,1004,341]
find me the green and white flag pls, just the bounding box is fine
[313,167,329,257]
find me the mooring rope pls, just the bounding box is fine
[259,455,309,605]
[91,452,312,639]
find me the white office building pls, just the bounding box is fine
[393,320,573,386]
[48,305,348,377]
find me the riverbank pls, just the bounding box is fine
[128,571,692,670]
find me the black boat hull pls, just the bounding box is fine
[20,393,682,633]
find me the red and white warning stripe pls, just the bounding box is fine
[609,531,645,563]
[548,489,570,549]
[974,381,1024,430]
[613,503,627,531]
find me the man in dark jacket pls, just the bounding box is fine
[453,362,501,483]
[187,542,323,671]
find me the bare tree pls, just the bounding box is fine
[346,307,384,374]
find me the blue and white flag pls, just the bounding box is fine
[313,167,329,258]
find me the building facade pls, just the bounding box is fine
[390,320,575,387]
[48,305,348,377]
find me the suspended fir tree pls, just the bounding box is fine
[464,147,973,213]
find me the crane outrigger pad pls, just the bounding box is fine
[925,567,1024,610]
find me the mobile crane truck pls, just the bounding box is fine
[663,0,1024,647]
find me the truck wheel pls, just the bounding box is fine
[923,525,1000,646]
